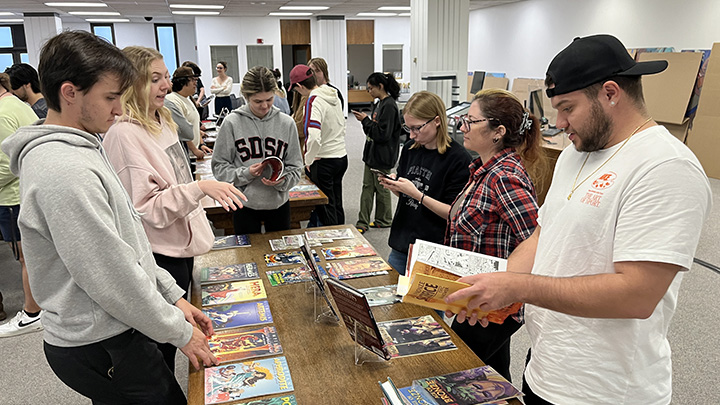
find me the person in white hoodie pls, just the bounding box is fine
[289,64,348,226]
[1,31,219,404]
[212,66,303,234]
[103,46,246,372]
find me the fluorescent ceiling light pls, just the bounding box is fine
[69,11,121,15]
[169,4,224,9]
[279,6,329,11]
[45,2,107,7]
[85,18,129,22]
[0,19,24,23]
[172,11,221,15]
[398,13,410,16]
[357,12,397,17]
[378,6,411,11]
[269,12,313,16]
[0,12,15,16]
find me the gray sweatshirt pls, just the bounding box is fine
[211,104,303,210]
[1,123,193,348]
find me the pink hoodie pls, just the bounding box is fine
[103,116,213,258]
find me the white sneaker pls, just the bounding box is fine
[0,310,44,337]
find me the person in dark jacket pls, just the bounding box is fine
[352,73,402,233]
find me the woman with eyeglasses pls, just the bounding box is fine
[210,61,233,116]
[446,89,546,382]
[379,91,471,273]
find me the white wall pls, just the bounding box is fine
[374,17,412,86]
[467,0,720,86]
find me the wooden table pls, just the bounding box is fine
[188,225,521,405]
[538,131,571,206]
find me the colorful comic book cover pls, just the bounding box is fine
[321,243,377,260]
[213,235,251,250]
[358,285,401,307]
[398,386,435,405]
[208,326,283,363]
[203,301,273,331]
[266,266,312,286]
[264,251,319,267]
[378,315,457,358]
[411,365,522,405]
[236,395,298,405]
[204,356,295,404]
[200,263,260,284]
[326,256,391,279]
[201,280,267,306]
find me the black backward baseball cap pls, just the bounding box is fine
[545,34,668,98]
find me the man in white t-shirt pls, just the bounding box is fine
[165,66,212,159]
[446,34,712,404]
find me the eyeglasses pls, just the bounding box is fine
[458,115,494,130]
[403,117,436,133]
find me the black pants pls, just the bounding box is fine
[522,349,555,405]
[233,200,291,235]
[152,253,194,371]
[214,96,232,116]
[308,156,348,226]
[44,329,186,405]
[451,317,522,381]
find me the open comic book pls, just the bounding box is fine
[260,156,285,181]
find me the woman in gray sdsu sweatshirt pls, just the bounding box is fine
[212,66,303,234]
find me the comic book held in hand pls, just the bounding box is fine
[326,256,391,279]
[208,326,283,363]
[201,280,267,306]
[260,156,285,181]
[266,266,312,286]
[204,356,295,404]
[357,285,400,307]
[411,365,522,405]
[264,251,319,267]
[203,301,273,331]
[213,235,251,250]
[236,395,298,405]
[377,315,457,358]
[321,242,377,260]
[200,263,260,284]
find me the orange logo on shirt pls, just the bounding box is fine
[592,172,617,190]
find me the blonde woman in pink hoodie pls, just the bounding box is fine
[103,46,246,371]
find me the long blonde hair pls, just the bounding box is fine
[404,91,451,154]
[121,46,176,135]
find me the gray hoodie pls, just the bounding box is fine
[211,104,303,210]
[1,124,193,348]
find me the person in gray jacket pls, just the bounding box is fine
[0,31,217,404]
[212,66,303,234]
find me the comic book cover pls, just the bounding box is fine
[208,326,283,363]
[202,301,273,331]
[358,285,401,307]
[411,365,522,405]
[378,315,457,358]
[201,280,267,306]
[282,234,321,248]
[398,386,435,405]
[200,263,260,284]
[213,235,251,250]
[269,239,293,251]
[321,243,377,260]
[266,267,312,286]
[326,256,391,279]
[305,228,355,241]
[204,356,295,404]
[236,395,297,405]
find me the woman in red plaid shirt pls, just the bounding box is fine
[445,89,547,381]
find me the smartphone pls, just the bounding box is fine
[370,168,395,180]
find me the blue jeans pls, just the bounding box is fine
[388,249,408,275]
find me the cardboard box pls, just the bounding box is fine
[511,78,556,126]
[687,42,720,179]
[482,76,509,91]
[640,52,703,125]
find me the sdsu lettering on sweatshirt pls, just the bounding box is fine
[212,104,303,210]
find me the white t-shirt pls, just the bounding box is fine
[166,92,201,147]
[524,125,711,404]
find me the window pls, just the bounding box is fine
[0,24,27,71]
[382,44,403,79]
[154,24,179,73]
[246,45,273,70]
[91,23,115,45]
[210,46,239,82]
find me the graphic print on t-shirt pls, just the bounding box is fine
[165,142,193,184]
[234,136,288,163]
[404,164,432,209]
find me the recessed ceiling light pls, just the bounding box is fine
[0,19,24,23]
[45,2,107,7]
[69,11,121,16]
[279,6,329,11]
[398,13,410,16]
[169,4,224,9]
[171,11,221,15]
[269,12,313,16]
[378,6,411,11]
[85,18,129,22]
[357,12,397,17]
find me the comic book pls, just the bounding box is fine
[377,315,457,358]
[213,235,251,250]
[208,326,283,363]
[264,251,319,267]
[204,356,295,404]
[282,234,321,248]
[259,156,284,181]
[200,263,259,284]
[357,285,401,307]
[266,266,312,286]
[202,301,273,331]
[321,242,377,260]
[236,395,298,405]
[326,256,391,279]
[411,365,522,405]
[201,280,267,307]
[305,227,355,241]
[269,239,294,251]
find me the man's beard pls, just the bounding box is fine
[575,100,614,152]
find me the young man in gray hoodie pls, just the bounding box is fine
[1,30,218,404]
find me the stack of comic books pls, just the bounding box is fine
[212,235,251,250]
[204,356,295,404]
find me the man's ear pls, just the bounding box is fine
[601,80,620,106]
[58,82,78,106]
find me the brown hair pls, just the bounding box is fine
[403,91,452,154]
[473,89,548,190]
[308,57,330,84]
[241,66,278,100]
[0,73,11,92]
